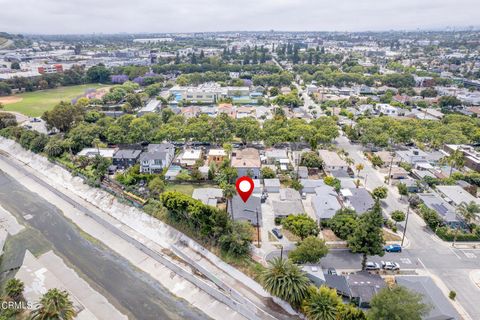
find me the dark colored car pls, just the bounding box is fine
[272,228,283,239]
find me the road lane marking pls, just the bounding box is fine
[450,247,462,259]
[417,258,427,269]
[464,252,477,259]
[400,258,412,264]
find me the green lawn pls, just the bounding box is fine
[3,84,109,117]
[164,183,218,196]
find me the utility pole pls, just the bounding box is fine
[256,208,260,248]
[245,208,261,248]
[401,203,410,247]
[387,151,395,185]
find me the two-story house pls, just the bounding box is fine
[139,143,175,174]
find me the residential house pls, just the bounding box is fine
[264,179,280,193]
[231,148,261,179]
[298,166,309,179]
[325,272,386,308]
[192,188,223,207]
[236,106,255,119]
[264,149,289,166]
[272,188,304,218]
[176,149,203,168]
[112,149,142,170]
[340,188,375,214]
[318,150,348,172]
[229,195,262,226]
[396,149,428,166]
[77,148,116,159]
[207,149,227,166]
[444,144,480,172]
[418,193,460,226]
[374,151,400,167]
[311,185,341,220]
[138,99,161,116]
[397,277,460,320]
[389,166,409,180]
[139,143,175,173]
[436,185,480,207]
[300,179,326,194]
[378,104,399,117]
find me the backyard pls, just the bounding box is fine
[0,84,110,117]
[164,182,218,196]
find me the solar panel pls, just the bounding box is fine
[431,203,448,216]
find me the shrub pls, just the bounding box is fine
[435,226,480,242]
[449,291,456,300]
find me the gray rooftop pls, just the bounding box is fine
[229,195,262,226]
[272,200,304,216]
[397,276,460,320]
[264,179,281,187]
[139,143,174,161]
[113,149,142,159]
[346,188,375,214]
[418,193,459,222]
[312,185,341,220]
[192,188,223,207]
[280,188,302,201]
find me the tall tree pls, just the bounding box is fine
[442,149,465,177]
[261,257,309,308]
[368,286,430,320]
[347,202,385,270]
[289,236,329,264]
[31,288,75,320]
[221,182,237,219]
[456,201,480,231]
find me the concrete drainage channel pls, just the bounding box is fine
[0,152,274,320]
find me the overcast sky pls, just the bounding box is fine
[1,0,478,34]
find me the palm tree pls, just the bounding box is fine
[261,257,309,308]
[442,149,465,177]
[355,163,364,177]
[457,201,480,231]
[302,285,341,320]
[4,278,24,302]
[31,288,75,320]
[221,182,237,220]
[93,137,101,154]
[345,157,354,168]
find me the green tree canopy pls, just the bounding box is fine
[368,286,430,320]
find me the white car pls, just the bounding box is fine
[381,261,400,271]
[365,261,380,270]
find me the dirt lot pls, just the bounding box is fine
[0,96,23,104]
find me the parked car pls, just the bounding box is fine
[384,244,402,253]
[301,192,307,200]
[272,228,283,239]
[365,262,380,271]
[327,268,337,275]
[381,261,400,271]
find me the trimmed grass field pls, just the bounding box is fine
[164,183,218,196]
[2,84,109,117]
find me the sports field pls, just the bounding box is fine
[0,84,109,117]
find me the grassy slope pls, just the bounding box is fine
[4,84,108,117]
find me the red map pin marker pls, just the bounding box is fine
[236,176,254,203]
